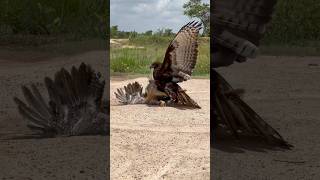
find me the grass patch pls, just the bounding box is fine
[110,48,152,74]
[110,37,209,76]
[260,41,320,56]
[0,38,106,62]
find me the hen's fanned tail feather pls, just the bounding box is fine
[114,82,145,105]
[14,63,108,137]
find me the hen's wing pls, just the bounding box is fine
[161,21,202,79]
[213,70,291,148]
[212,0,278,67]
[14,63,108,136]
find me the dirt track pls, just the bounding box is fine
[1,53,320,179]
[0,50,109,179]
[213,56,320,180]
[110,78,210,179]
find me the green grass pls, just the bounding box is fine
[260,45,320,56]
[0,0,108,41]
[110,37,209,76]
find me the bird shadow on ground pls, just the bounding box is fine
[211,134,292,153]
[0,133,108,141]
[0,133,50,141]
[112,103,200,110]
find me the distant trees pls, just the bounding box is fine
[153,28,174,37]
[144,30,153,36]
[183,0,209,36]
[110,27,174,39]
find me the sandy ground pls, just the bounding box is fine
[110,78,210,179]
[0,50,109,179]
[213,56,320,180]
[2,51,320,179]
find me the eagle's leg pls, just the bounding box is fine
[159,100,166,107]
[164,83,178,102]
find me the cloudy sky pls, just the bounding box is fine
[110,0,209,33]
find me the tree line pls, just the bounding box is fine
[110,25,175,39]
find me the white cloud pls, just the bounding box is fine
[132,3,149,13]
[156,0,170,11]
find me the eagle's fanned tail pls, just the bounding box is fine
[175,86,201,109]
[213,70,292,148]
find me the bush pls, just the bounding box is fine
[263,0,320,46]
[0,0,108,40]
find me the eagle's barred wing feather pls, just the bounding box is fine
[162,21,202,76]
[212,0,278,67]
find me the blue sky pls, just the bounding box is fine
[110,0,209,33]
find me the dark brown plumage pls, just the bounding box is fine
[212,0,278,67]
[212,0,292,148]
[213,70,291,148]
[115,80,200,109]
[150,21,202,108]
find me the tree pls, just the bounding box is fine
[144,30,153,36]
[154,28,164,36]
[164,28,173,36]
[183,0,209,36]
[110,25,118,38]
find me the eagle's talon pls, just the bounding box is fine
[159,100,166,107]
[183,74,191,80]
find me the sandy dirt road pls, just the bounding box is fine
[1,52,320,179]
[110,78,210,179]
[213,56,320,180]
[0,50,109,180]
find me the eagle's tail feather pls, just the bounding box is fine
[176,88,201,109]
[214,70,292,148]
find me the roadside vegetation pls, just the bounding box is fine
[0,0,108,49]
[110,36,209,76]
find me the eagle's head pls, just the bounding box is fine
[149,62,162,69]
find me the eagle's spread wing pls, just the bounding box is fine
[14,63,108,137]
[161,21,202,78]
[212,0,277,67]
